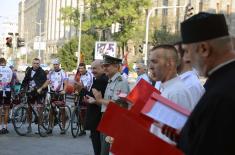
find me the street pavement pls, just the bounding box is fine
[0,124,93,155]
[1,72,94,155]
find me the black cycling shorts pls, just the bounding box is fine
[27,91,46,105]
[0,91,11,106]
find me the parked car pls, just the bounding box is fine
[40,64,50,71]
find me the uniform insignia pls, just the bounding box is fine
[117,76,123,81]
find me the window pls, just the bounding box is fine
[162,0,168,16]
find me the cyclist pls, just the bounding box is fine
[21,58,47,133]
[0,58,13,134]
[40,58,68,134]
[75,62,93,136]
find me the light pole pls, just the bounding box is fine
[144,4,188,65]
[77,7,82,66]
[33,20,42,60]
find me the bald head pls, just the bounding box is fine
[91,59,104,78]
[149,44,178,82]
[91,59,103,67]
[151,44,178,66]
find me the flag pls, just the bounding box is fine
[121,53,129,79]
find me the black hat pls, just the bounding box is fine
[103,55,122,65]
[181,12,229,44]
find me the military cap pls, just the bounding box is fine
[181,12,229,44]
[103,54,122,64]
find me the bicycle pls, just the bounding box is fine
[70,92,87,138]
[12,89,49,137]
[44,91,71,135]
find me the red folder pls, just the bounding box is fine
[110,111,183,155]
[97,102,183,155]
[97,102,152,136]
[141,92,190,129]
[127,79,160,113]
[97,102,128,137]
[142,92,190,116]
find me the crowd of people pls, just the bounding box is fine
[1,11,235,155]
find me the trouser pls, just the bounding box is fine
[100,132,110,155]
[90,130,101,155]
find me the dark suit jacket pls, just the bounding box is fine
[84,74,108,130]
[21,67,47,91]
[178,61,235,155]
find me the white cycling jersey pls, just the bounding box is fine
[0,66,13,91]
[80,71,93,91]
[48,69,68,91]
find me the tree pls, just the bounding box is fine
[80,34,96,65]
[57,38,77,71]
[87,0,150,48]
[57,34,96,71]
[60,0,151,55]
[151,26,181,46]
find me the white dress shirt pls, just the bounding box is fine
[179,70,205,108]
[136,73,151,84]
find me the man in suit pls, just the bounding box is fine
[85,60,108,155]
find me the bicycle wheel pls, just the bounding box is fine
[12,106,30,136]
[71,108,80,138]
[38,106,50,137]
[58,105,71,132]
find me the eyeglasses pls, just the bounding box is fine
[33,63,39,64]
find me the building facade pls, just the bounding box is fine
[18,0,235,64]
[19,0,81,63]
[152,0,235,35]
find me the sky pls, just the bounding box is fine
[0,0,19,19]
[0,0,20,35]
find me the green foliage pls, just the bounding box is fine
[59,0,151,46]
[60,7,80,28]
[80,34,96,65]
[57,34,96,71]
[152,26,181,46]
[57,38,78,71]
[88,0,150,43]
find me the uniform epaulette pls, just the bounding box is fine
[117,76,123,81]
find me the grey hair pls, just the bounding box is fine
[136,62,147,70]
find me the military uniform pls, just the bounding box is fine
[100,55,130,155]
[101,72,130,112]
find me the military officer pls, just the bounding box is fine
[91,54,130,155]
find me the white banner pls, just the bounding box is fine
[95,41,117,59]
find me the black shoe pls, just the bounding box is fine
[2,128,9,134]
[78,131,86,136]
